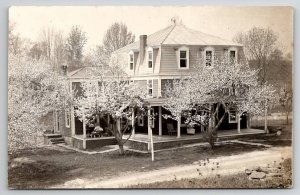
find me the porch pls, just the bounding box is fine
[124,128,265,151]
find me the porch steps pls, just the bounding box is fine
[43,134,65,145]
[50,137,65,144]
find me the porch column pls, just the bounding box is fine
[82,114,87,139]
[247,113,251,129]
[237,113,241,134]
[71,106,75,136]
[147,107,151,151]
[158,106,162,136]
[264,100,268,134]
[132,108,135,137]
[177,114,181,138]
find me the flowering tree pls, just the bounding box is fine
[163,56,277,148]
[8,54,69,153]
[75,60,147,154]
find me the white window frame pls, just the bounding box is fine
[204,46,215,67]
[147,47,153,69]
[228,47,238,63]
[128,51,134,71]
[147,79,153,97]
[138,116,144,126]
[65,109,71,128]
[228,108,238,124]
[177,46,189,69]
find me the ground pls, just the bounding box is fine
[8,118,292,189]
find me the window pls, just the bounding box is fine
[230,50,236,63]
[138,116,144,126]
[206,50,213,66]
[65,109,71,128]
[148,51,153,68]
[147,80,153,97]
[177,46,189,69]
[228,108,238,123]
[180,51,187,68]
[129,53,134,70]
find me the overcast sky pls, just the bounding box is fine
[9,6,293,55]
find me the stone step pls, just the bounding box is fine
[50,137,65,144]
[44,134,63,139]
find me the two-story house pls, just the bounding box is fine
[46,23,263,150]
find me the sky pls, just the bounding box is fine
[9,6,293,55]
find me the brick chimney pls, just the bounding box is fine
[139,35,147,63]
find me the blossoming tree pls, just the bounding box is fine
[163,56,277,148]
[75,61,147,154]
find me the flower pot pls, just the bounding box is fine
[187,127,195,135]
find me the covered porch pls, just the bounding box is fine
[123,128,265,151]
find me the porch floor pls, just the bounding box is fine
[124,128,265,143]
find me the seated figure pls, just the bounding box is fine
[90,124,104,138]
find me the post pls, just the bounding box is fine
[150,124,154,161]
[264,100,268,134]
[132,108,135,137]
[71,106,75,136]
[237,113,241,134]
[247,113,251,129]
[83,113,87,139]
[177,114,181,138]
[147,107,151,151]
[158,106,162,136]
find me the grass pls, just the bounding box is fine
[131,158,292,189]
[8,141,267,189]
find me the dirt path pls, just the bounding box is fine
[53,146,291,189]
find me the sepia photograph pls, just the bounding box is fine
[8,6,293,189]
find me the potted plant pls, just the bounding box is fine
[186,121,196,135]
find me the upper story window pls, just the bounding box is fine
[177,46,189,69]
[148,51,153,68]
[128,51,134,70]
[204,47,214,67]
[147,79,153,97]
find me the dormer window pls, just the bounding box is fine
[177,46,189,69]
[204,47,215,67]
[148,51,153,68]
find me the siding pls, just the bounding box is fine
[153,79,158,98]
[159,45,244,74]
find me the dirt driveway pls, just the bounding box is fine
[53,146,291,188]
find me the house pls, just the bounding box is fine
[45,22,265,150]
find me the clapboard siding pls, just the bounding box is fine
[160,45,244,74]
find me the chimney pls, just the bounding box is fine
[139,35,147,63]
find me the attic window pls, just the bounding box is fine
[148,51,153,68]
[178,47,189,69]
[129,53,134,70]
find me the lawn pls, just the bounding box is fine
[9,141,268,189]
[130,158,292,188]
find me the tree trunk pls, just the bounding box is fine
[118,143,125,155]
[207,112,227,149]
[286,111,289,125]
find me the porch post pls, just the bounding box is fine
[147,107,151,151]
[237,113,241,134]
[247,113,251,129]
[177,114,181,138]
[264,100,268,134]
[82,114,87,139]
[71,106,75,136]
[132,108,135,137]
[158,106,162,136]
